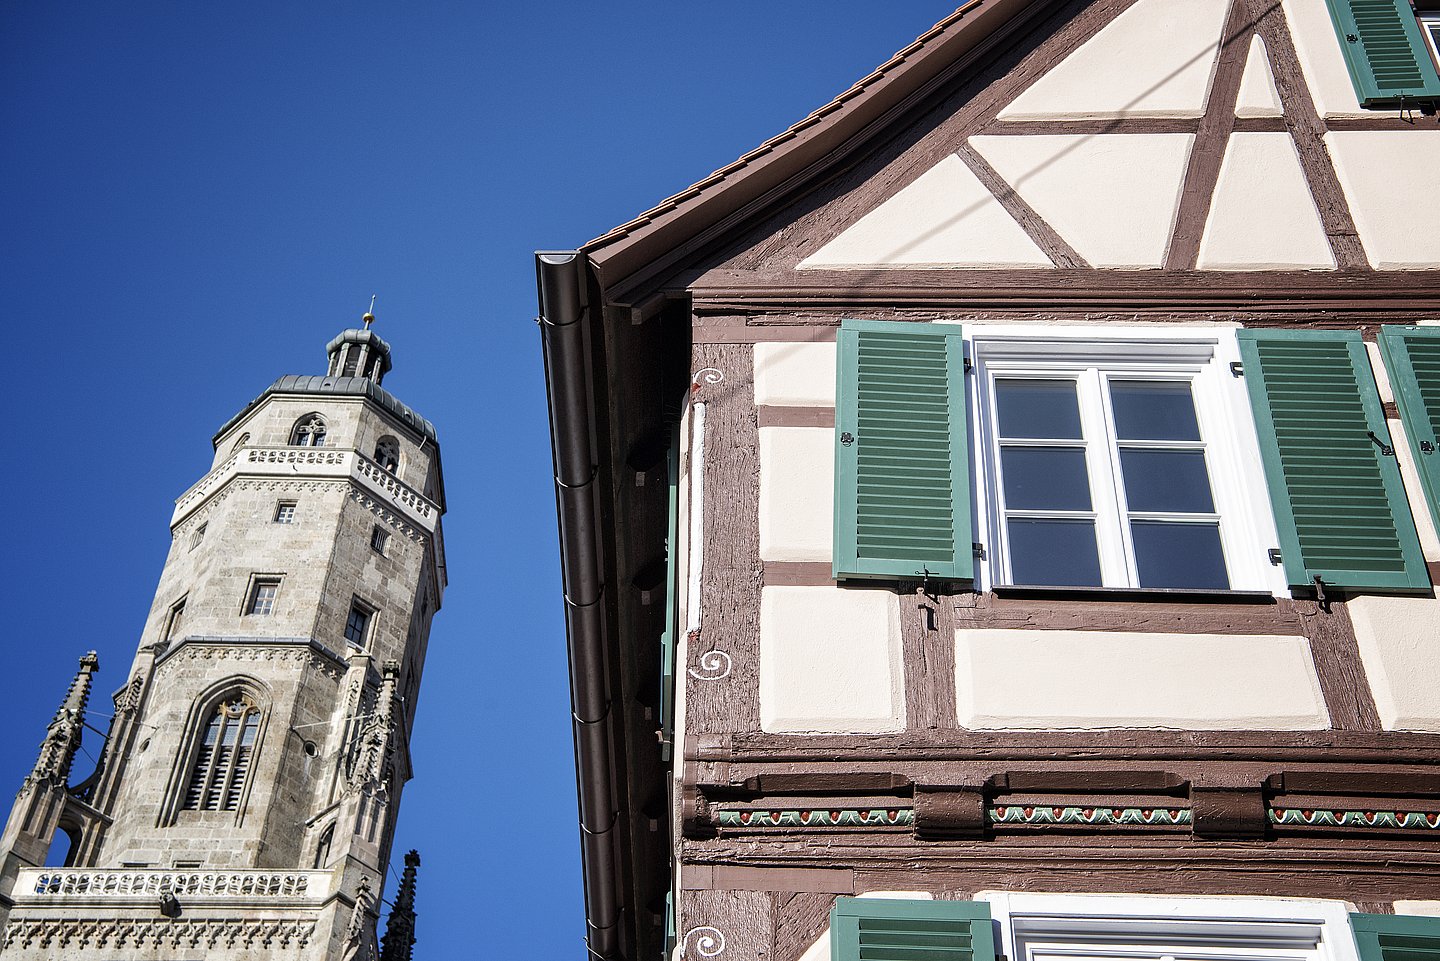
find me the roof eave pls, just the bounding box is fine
[581,0,1050,300]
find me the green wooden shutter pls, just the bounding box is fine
[1379,326,1440,535]
[1237,329,1428,592]
[1322,0,1440,106]
[834,319,971,583]
[1351,913,1440,961]
[831,897,996,961]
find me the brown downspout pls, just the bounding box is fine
[536,251,623,960]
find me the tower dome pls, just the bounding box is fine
[325,311,392,384]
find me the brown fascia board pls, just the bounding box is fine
[580,0,1051,300]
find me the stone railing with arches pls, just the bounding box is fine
[16,868,332,901]
[171,446,438,530]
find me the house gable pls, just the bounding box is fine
[591,0,1440,299]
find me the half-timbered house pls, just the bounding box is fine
[537,2,1440,959]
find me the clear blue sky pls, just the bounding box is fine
[1,3,948,955]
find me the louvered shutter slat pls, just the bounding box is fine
[1323,0,1440,105]
[832,898,995,961]
[834,320,971,582]
[1237,329,1428,592]
[1379,327,1440,536]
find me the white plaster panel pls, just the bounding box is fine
[1395,901,1440,917]
[999,0,1228,119]
[1327,132,1440,269]
[1235,35,1284,117]
[760,587,903,733]
[753,342,837,407]
[797,153,1052,269]
[954,629,1330,729]
[970,134,1194,268]
[758,427,833,562]
[1349,595,1440,732]
[1281,0,1402,119]
[1197,133,1333,270]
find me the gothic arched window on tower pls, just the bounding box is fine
[182,693,263,812]
[289,413,328,447]
[374,436,400,473]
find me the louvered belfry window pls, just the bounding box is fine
[1323,0,1440,106]
[183,694,262,812]
[830,897,996,961]
[833,320,971,582]
[1236,329,1428,592]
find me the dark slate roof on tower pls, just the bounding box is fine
[216,375,438,445]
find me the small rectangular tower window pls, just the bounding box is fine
[370,525,389,555]
[274,501,297,524]
[189,522,207,551]
[246,578,280,616]
[344,601,374,648]
[164,597,187,641]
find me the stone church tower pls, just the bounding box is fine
[0,315,446,960]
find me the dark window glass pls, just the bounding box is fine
[1131,522,1229,589]
[1119,449,1215,513]
[996,379,1082,439]
[344,605,371,646]
[1006,519,1103,587]
[1110,381,1201,441]
[1001,447,1092,511]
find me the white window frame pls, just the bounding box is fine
[967,325,1287,596]
[978,892,1361,961]
[1421,12,1440,70]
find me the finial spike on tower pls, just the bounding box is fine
[363,294,377,330]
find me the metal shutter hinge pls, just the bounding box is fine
[1268,548,1283,566]
[964,358,974,373]
[972,543,986,558]
[1230,362,1244,377]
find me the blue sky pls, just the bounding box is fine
[1,3,948,954]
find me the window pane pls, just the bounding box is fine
[996,380,1082,439]
[1119,449,1215,513]
[1001,447,1092,510]
[1006,519,1102,586]
[1131,521,1229,589]
[1110,381,1200,441]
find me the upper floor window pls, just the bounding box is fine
[189,522,207,552]
[1324,0,1440,107]
[831,321,1432,596]
[230,432,250,454]
[246,577,280,616]
[274,501,297,524]
[182,693,262,812]
[290,414,327,447]
[374,436,400,473]
[975,344,1240,591]
[370,525,389,555]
